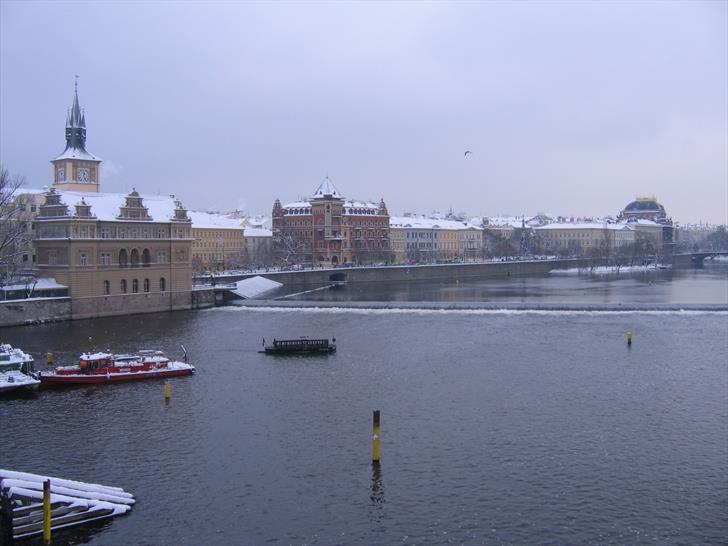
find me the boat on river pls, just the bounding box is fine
[260,337,336,355]
[0,343,40,393]
[38,348,194,385]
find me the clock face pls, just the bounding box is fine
[78,168,89,182]
[56,168,65,182]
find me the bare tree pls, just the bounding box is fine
[274,233,309,266]
[0,166,32,285]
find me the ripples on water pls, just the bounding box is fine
[2,306,727,545]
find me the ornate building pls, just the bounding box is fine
[272,177,390,266]
[30,84,195,319]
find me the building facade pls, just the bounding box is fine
[189,211,245,272]
[389,216,483,264]
[28,84,195,319]
[272,177,390,266]
[535,222,635,255]
[34,189,193,318]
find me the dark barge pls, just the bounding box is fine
[260,338,336,355]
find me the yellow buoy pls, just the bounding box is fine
[47,352,53,365]
[627,331,633,346]
[164,382,171,400]
[372,410,381,462]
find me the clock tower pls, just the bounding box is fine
[51,80,102,192]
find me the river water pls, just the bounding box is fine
[1,266,727,545]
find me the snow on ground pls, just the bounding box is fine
[231,276,283,299]
[550,264,671,275]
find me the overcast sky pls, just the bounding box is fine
[1,1,726,223]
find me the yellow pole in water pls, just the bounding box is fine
[47,352,53,365]
[627,331,633,347]
[372,410,381,463]
[43,479,51,544]
[164,382,171,401]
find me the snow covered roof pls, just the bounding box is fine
[35,189,181,222]
[344,200,378,210]
[312,176,342,199]
[283,201,311,209]
[282,199,380,212]
[389,216,480,230]
[53,146,101,162]
[0,278,67,291]
[244,227,272,237]
[188,211,244,230]
[536,222,634,231]
[626,218,663,227]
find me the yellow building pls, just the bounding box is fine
[189,211,246,272]
[389,216,483,264]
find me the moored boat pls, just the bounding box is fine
[38,348,194,385]
[0,343,40,393]
[260,337,336,355]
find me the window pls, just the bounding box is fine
[31,205,37,212]
[132,279,139,293]
[130,248,140,267]
[100,252,111,265]
[100,227,111,239]
[143,278,150,293]
[119,249,128,268]
[121,279,127,294]
[103,280,110,295]
[79,252,88,266]
[157,228,166,238]
[48,250,57,265]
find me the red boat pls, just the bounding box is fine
[38,349,195,385]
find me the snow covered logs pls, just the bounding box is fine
[0,469,134,542]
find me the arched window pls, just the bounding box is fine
[130,248,140,267]
[119,249,128,268]
[143,278,150,293]
[132,279,139,293]
[120,279,127,294]
[142,248,151,267]
[159,277,166,292]
[103,280,110,295]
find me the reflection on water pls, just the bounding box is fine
[370,462,384,506]
[284,263,728,304]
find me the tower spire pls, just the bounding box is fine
[52,78,101,191]
[65,78,87,151]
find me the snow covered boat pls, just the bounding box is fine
[38,349,194,385]
[0,343,40,393]
[260,337,336,355]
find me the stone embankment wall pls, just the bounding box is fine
[218,258,608,288]
[0,289,216,328]
[0,298,71,327]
